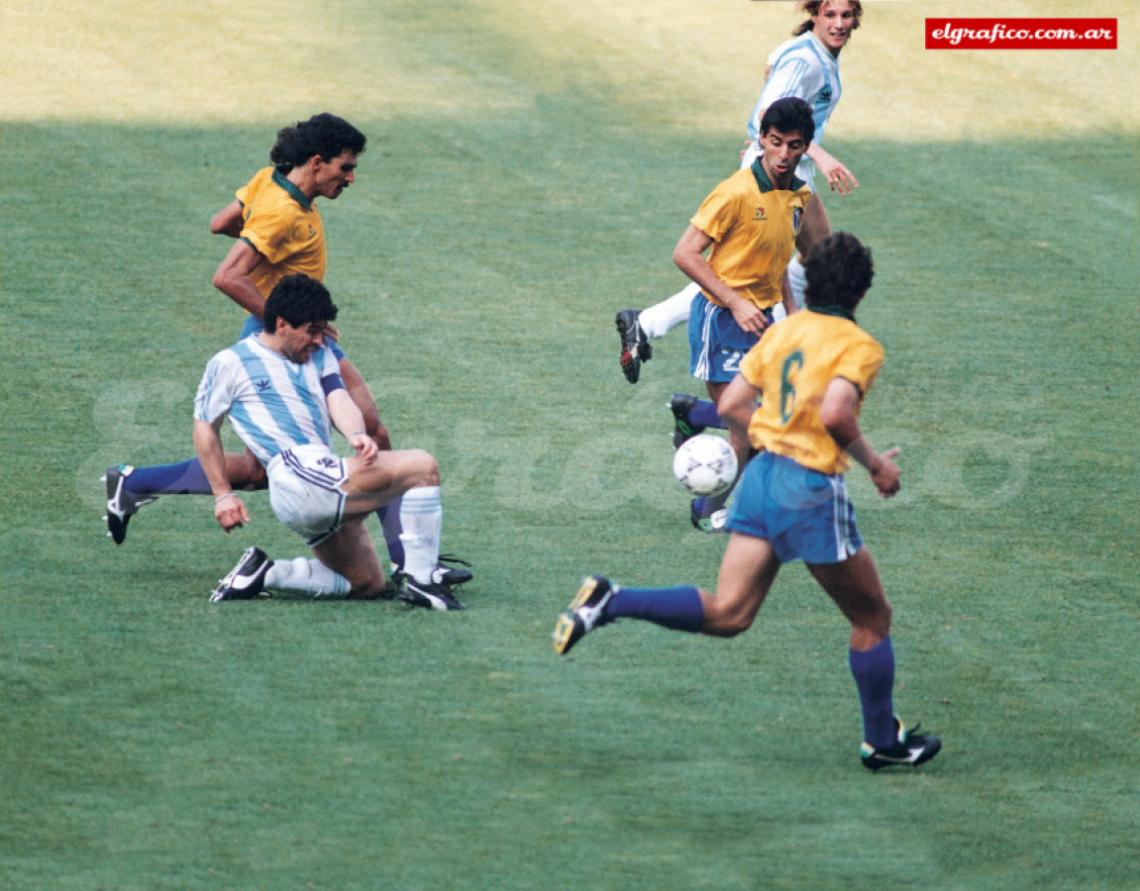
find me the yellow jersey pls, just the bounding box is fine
[739,308,885,474]
[690,161,812,310]
[235,167,327,298]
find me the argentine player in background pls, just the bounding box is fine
[617,0,862,384]
[560,233,942,771]
[196,275,464,611]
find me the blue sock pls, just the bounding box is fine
[378,500,405,570]
[125,459,212,496]
[689,399,726,429]
[849,637,896,749]
[603,585,704,633]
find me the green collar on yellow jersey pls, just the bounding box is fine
[272,169,313,210]
[808,304,856,322]
[750,158,806,193]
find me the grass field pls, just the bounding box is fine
[2,1,1137,889]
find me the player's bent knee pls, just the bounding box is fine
[407,449,440,487]
[701,599,755,637]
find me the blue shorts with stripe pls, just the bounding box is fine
[726,451,863,565]
[688,293,774,383]
[240,315,346,361]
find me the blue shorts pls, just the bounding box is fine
[726,451,863,565]
[688,293,773,383]
[240,315,346,361]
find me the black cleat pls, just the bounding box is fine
[552,575,615,655]
[669,393,706,448]
[398,576,465,611]
[211,546,273,602]
[860,720,942,771]
[616,309,652,384]
[102,464,156,545]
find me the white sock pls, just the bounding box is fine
[787,255,807,309]
[399,486,442,585]
[265,557,351,599]
[639,281,701,339]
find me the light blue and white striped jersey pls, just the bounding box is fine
[746,31,843,182]
[194,335,344,466]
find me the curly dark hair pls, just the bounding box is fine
[803,232,874,312]
[760,96,815,144]
[270,113,366,172]
[792,0,863,37]
[262,275,339,333]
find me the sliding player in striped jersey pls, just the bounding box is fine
[197,275,463,610]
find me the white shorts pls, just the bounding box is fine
[267,445,349,547]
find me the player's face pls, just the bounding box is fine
[313,149,359,200]
[759,127,808,185]
[812,0,856,56]
[279,321,328,363]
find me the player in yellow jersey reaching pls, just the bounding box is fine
[555,232,942,771]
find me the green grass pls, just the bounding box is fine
[2,2,1137,889]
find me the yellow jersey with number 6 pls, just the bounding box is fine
[235,167,327,299]
[739,308,884,474]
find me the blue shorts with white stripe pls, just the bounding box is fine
[726,451,863,565]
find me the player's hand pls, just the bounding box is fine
[214,493,250,531]
[323,322,341,341]
[350,433,378,463]
[728,299,770,336]
[869,447,901,498]
[815,151,859,195]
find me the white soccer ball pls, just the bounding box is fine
[672,434,738,497]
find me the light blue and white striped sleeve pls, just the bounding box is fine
[194,351,236,423]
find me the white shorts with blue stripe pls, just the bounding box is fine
[267,445,349,547]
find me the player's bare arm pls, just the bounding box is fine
[795,195,830,262]
[192,417,251,530]
[819,377,900,497]
[212,240,268,317]
[673,225,770,335]
[209,200,244,237]
[716,373,762,466]
[327,388,378,463]
[807,144,858,194]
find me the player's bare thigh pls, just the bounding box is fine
[310,518,387,599]
[700,532,781,637]
[339,448,440,515]
[338,356,391,450]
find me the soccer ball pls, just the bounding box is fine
[672,434,738,497]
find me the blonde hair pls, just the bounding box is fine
[793,0,863,36]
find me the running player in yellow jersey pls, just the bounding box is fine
[555,232,942,771]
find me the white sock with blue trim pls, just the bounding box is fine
[399,486,442,585]
[265,557,351,599]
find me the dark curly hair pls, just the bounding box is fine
[803,232,874,312]
[270,113,366,172]
[760,96,815,144]
[262,275,339,333]
[792,0,863,37]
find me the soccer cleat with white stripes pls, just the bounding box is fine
[102,464,156,545]
[552,575,615,655]
[616,309,652,384]
[860,720,942,771]
[211,546,272,603]
[398,576,465,611]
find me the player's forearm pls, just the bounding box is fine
[212,273,266,318]
[327,389,367,441]
[192,420,233,497]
